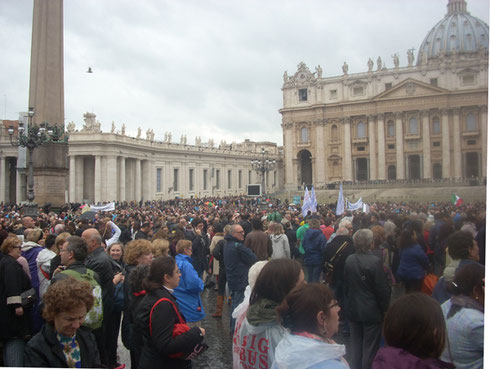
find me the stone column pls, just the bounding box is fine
[69,156,76,202]
[119,157,126,202]
[452,109,462,179]
[395,113,405,180]
[315,121,325,185]
[442,109,450,178]
[343,118,353,181]
[368,115,376,180]
[377,114,386,180]
[135,159,142,202]
[75,157,83,202]
[105,156,117,201]
[94,155,102,203]
[292,158,299,187]
[480,106,487,178]
[422,110,431,179]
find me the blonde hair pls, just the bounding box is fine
[151,238,170,257]
[26,228,42,243]
[176,239,192,254]
[124,239,152,265]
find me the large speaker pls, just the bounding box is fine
[247,184,261,196]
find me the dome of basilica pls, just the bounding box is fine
[417,0,488,65]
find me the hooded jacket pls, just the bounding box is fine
[272,332,348,369]
[173,253,205,323]
[233,298,286,369]
[302,228,327,266]
[36,248,57,298]
[223,234,257,291]
[270,234,290,259]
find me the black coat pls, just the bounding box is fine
[323,235,355,286]
[136,287,203,369]
[86,247,115,315]
[343,252,391,323]
[0,254,32,340]
[191,234,210,275]
[24,323,101,367]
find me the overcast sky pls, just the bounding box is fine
[1,0,488,146]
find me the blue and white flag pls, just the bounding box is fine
[310,186,318,213]
[362,203,370,213]
[302,186,311,217]
[335,183,345,216]
[347,197,364,211]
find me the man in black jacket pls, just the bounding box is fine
[82,228,116,368]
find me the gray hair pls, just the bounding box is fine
[336,227,349,236]
[353,229,373,253]
[383,220,396,238]
[339,219,352,229]
[65,236,88,262]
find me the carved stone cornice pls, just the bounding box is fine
[376,113,384,121]
[420,110,430,118]
[479,105,488,113]
[395,112,403,120]
[343,117,351,125]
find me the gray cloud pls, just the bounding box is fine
[1,0,488,145]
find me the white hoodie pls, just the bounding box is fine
[36,248,57,298]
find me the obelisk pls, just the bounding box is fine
[28,0,68,207]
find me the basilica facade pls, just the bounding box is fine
[281,0,488,189]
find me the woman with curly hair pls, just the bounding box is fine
[24,278,101,367]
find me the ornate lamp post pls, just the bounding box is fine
[251,148,276,195]
[7,107,65,215]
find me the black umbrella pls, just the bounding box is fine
[80,211,97,221]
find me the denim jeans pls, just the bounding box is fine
[230,289,245,333]
[305,265,322,283]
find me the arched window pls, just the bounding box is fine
[409,117,419,134]
[331,125,338,139]
[432,117,441,135]
[357,122,367,138]
[301,127,309,142]
[388,165,396,180]
[466,113,477,131]
[387,121,395,137]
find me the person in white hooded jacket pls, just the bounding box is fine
[232,259,304,369]
[269,222,291,260]
[272,283,349,369]
[36,234,58,298]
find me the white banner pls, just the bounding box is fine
[90,202,115,212]
[347,198,363,211]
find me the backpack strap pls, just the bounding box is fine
[149,297,185,336]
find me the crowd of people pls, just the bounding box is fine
[0,195,485,368]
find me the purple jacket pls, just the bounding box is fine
[372,346,454,369]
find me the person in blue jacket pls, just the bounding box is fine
[396,226,430,292]
[302,218,327,283]
[173,240,205,325]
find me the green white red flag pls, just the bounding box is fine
[451,194,463,206]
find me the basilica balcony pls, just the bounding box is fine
[352,137,368,144]
[404,134,420,141]
[462,130,479,138]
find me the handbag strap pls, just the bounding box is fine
[149,297,185,336]
[329,241,348,265]
[39,265,50,280]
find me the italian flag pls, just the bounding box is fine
[452,194,463,206]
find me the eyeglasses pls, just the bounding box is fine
[328,300,339,310]
[12,246,22,250]
[234,230,244,234]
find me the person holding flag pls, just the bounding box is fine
[336,183,345,216]
[452,194,463,206]
[302,186,312,218]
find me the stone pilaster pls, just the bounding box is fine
[75,157,83,202]
[368,115,376,180]
[343,118,353,181]
[422,110,431,178]
[442,109,450,178]
[315,121,325,185]
[376,114,386,180]
[452,109,462,179]
[395,113,405,179]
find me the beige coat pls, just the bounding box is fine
[209,233,224,275]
